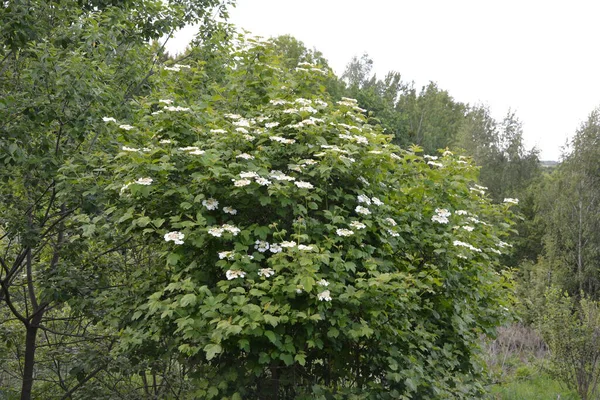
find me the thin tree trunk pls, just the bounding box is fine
[20,311,44,400]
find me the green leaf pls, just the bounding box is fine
[180,293,197,307]
[204,343,222,360]
[264,330,277,344]
[280,353,294,366]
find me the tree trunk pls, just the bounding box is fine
[20,312,44,400]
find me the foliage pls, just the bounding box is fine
[70,33,520,399]
[539,287,600,400]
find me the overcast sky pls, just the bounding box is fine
[169,0,600,161]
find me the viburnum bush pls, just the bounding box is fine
[81,33,517,399]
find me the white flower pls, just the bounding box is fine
[254,240,270,252]
[240,171,260,179]
[223,206,237,215]
[159,99,173,104]
[372,197,384,206]
[236,153,254,160]
[462,225,474,232]
[210,129,227,134]
[297,244,314,251]
[208,227,224,237]
[456,210,468,215]
[280,241,297,248]
[256,177,272,186]
[498,241,512,248]
[349,221,366,230]
[159,139,172,144]
[453,240,481,252]
[427,161,443,167]
[270,136,296,144]
[120,183,131,194]
[265,122,280,128]
[443,150,453,156]
[164,231,185,245]
[178,146,200,152]
[226,269,246,280]
[355,206,371,215]
[435,208,451,218]
[318,290,332,301]
[164,66,181,72]
[283,108,298,114]
[358,176,370,186]
[270,171,296,181]
[385,218,397,226]
[504,198,519,204]
[173,64,190,69]
[233,179,252,187]
[233,119,251,127]
[431,215,449,224]
[387,230,400,237]
[317,279,330,287]
[119,124,134,130]
[269,243,282,253]
[474,184,488,190]
[258,268,275,278]
[189,149,205,155]
[243,134,256,141]
[490,248,502,255]
[134,177,153,185]
[336,228,354,237]
[299,106,317,113]
[103,117,117,123]
[151,111,164,115]
[225,114,242,120]
[164,106,190,112]
[221,224,241,235]
[202,198,219,210]
[122,146,139,152]
[294,181,314,189]
[424,155,438,160]
[357,194,371,205]
[235,127,249,134]
[269,99,289,106]
[219,251,235,260]
[340,155,355,163]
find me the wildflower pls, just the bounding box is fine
[173,64,190,69]
[159,139,172,144]
[431,215,449,224]
[453,240,481,252]
[164,66,181,71]
[236,153,254,160]
[358,176,370,186]
[269,243,282,253]
[456,210,468,215]
[233,179,252,187]
[283,108,298,114]
[103,117,117,123]
[349,221,366,230]
[435,208,451,218]
[240,171,259,179]
[226,270,246,280]
[179,146,200,152]
[233,119,251,127]
[219,251,234,260]
[159,99,173,104]
[164,231,184,245]
[255,177,272,186]
[462,226,474,232]
[297,245,314,251]
[189,149,205,155]
[258,268,275,278]
[428,161,443,167]
[339,155,355,163]
[225,113,242,119]
[387,230,400,237]
[299,106,317,113]
[280,241,297,248]
[122,146,139,152]
[357,195,372,205]
[317,279,330,287]
[120,183,131,194]
[318,290,332,301]
[385,218,397,226]
[119,124,134,130]
[503,198,519,204]
[243,135,256,141]
[498,241,512,248]
[164,106,190,112]
[235,127,249,134]
[265,122,280,128]
[269,99,289,105]
[202,198,219,210]
[443,150,453,156]
[221,224,241,235]
[134,177,153,185]
[270,136,296,144]
[254,240,270,252]
[210,129,227,134]
[294,181,314,189]
[490,248,502,255]
[372,197,383,206]
[355,206,371,215]
[424,155,438,160]
[270,171,296,181]
[208,227,224,237]
[151,111,163,115]
[336,228,354,237]
[223,206,237,215]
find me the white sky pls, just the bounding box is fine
[169,0,600,161]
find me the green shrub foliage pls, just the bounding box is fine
[82,33,516,399]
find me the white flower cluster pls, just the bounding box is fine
[164,106,190,112]
[258,268,275,278]
[269,99,291,106]
[236,153,254,160]
[270,136,296,144]
[338,133,369,145]
[349,221,366,230]
[456,210,468,215]
[270,170,296,181]
[318,290,332,301]
[219,251,235,260]
[432,208,451,224]
[226,270,246,280]
[223,206,237,215]
[159,139,172,144]
[265,122,280,128]
[424,155,438,160]
[503,198,519,204]
[210,129,227,134]
[202,198,219,210]
[254,240,270,252]
[355,205,371,215]
[134,177,153,185]
[336,228,354,237]
[294,181,314,189]
[427,161,443,168]
[208,224,241,237]
[178,146,205,155]
[462,225,474,232]
[122,146,139,152]
[103,117,117,123]
[453,240,482,252]
[164,231,184,245]
[385,218,397,226]
[119,124,134,130]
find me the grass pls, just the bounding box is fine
[487,372,579,400]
